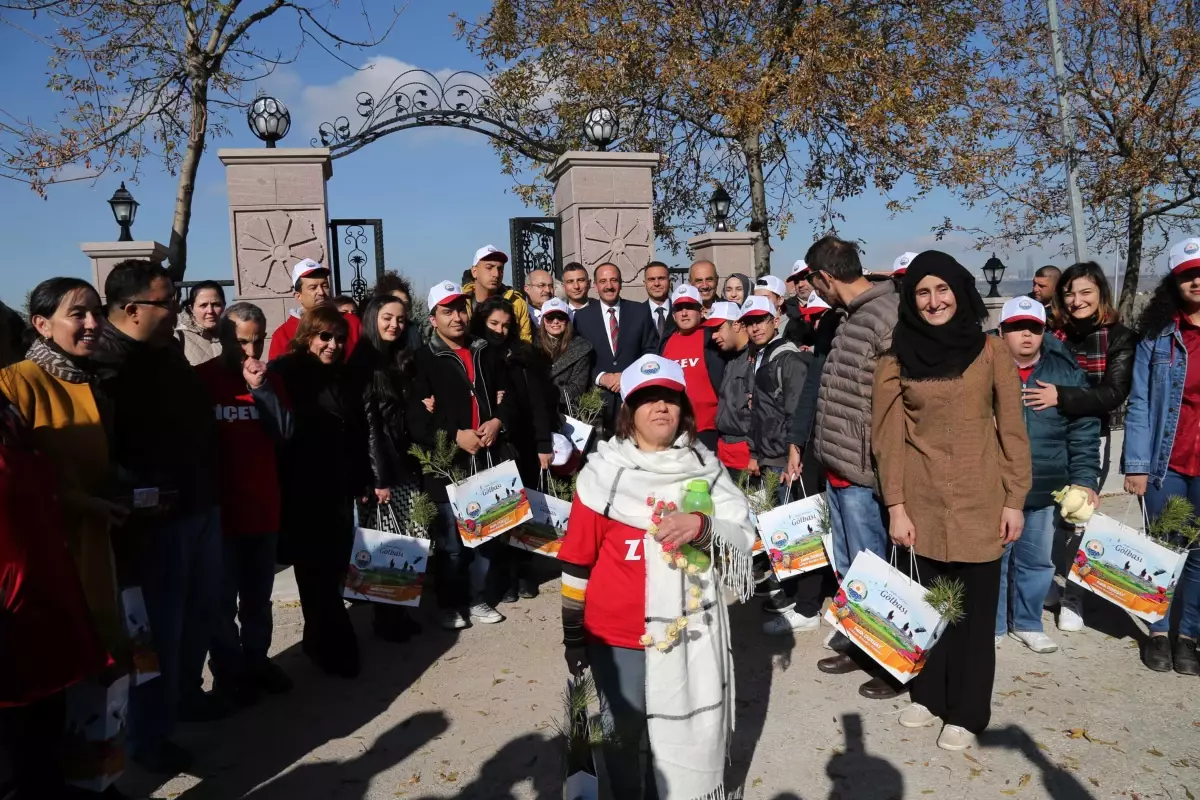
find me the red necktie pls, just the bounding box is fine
[608,307,619,353]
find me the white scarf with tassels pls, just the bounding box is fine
[576,435,756,800]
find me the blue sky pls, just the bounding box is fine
[0,0,1092,307]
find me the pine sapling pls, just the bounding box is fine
[553,675,600,776]
[572,388,605,428]
[408,430,464,484]
[737,469,781,515]
[924,576,966,625]
[1148,496,1200,552]
[408,492,438,535]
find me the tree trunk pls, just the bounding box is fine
[742,132,772,277]
[167,73,210,283]
[1118,187,1144,322]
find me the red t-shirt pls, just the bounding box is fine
[827,469,852,489]
[718,438,752,470]
[195,360,287,536]
[453,347,480,429]
[1169,316,1200,477]
[1018,364,1036,385]
[557,496,648,649]
[268,311,361,361]
[662,329,718,432]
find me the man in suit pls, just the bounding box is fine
[573,262,656,431]
[643,261,674,350]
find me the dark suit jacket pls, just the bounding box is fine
[645,301,676,353]
[573,298,657,422]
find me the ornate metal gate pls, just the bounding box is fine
[509,216,562,293]
[328,219,385,304]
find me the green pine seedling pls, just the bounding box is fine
[572,388,605,428]
[408,492,438,534]
[737,470,781,515]
[924,576,966,625]
[408,430,464,484]
[1148,495,1200,552]
[548,473,578,501]
[815,494,832,539]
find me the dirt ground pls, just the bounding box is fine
[127,552,1199,800]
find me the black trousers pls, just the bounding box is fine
[294,557,358,668]
[0,692,64,800]
[909,556,1002,734]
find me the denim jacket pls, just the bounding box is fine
[1122,323,1187,486]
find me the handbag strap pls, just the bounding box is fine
[385,503,402,534]
[909,547,922,586]
[781,480,793,506]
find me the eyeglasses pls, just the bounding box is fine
[317,331,348,344]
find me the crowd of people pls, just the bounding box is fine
[1,231,1199,800]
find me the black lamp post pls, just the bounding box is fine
[247,96,291,148]
[710,186,731,232]
[108,182,138,242]
[982,252,1006,298]
[582,106,619,151]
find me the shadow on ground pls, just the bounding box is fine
[979,725,1096,800]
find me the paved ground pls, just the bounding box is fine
[125,493,1199,800]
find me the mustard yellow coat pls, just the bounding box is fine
[1,359,123,653]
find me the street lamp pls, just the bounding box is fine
[982,252,1006,298]
[107,182,138,242]
[247,96,291,148]
[582,106,619,151]
[710,186,731,232]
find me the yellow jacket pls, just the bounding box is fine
[462,283,534,343]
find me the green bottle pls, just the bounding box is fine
[678,479,714,572]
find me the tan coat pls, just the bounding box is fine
[872,337,1032,563]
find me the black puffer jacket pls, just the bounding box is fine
[1055,322,1136,430]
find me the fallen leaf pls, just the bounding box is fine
[441,771,458,783]
[752,778,763,788]
[963,753,981,765]
[969,768,984,780]
[1067,728,1087,739]
[1089,778,1100,788]
[493,677,506,686]
[1183,786,1194,800]
[1019,774,1031,787]
[1001,791,1018,796]
[1027,671,1049,678]
[1147,748,1164,757]
[922,791,935,795]
[501,668,513,674]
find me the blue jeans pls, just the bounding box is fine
[997,506,1056,635]
[1145,470,1200,638]
[433,502,496,609]
[128,507,222,755]
[209,533,278,680]
[825,481,889,577]
[588,644,659,800]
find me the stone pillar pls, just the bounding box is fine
[550,151,659,300]
[686,232,760,280]
[217,148,333,336]
[983,295,1011,331]
[80,241,170,301]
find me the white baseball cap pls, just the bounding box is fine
[704,300,741,327]
[787,260,809,281]
[892,252,919,276]
[1169,238,1200,275]
[671,283,703,308]
[427,280,467,309]
[806,292,832,311]
[620,354,687,402]
[1000,296,1047,326]
[755,275,787,297]
[473,244,509,265]
[739,295,776,321]
[291,258,327,286]
[540,297,571,319]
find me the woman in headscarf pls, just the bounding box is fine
[558,354,756,800]
[873,251,1031,751]
[722,273,752,306]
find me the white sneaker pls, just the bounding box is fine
[937,724,976,751]
[1010,630,1059,653]
[762,609,819,635]
[899,703,939,729]
[469,603,504,624]
[995,635,1003,649]
[1057,595,1084,632]
[439,610,468,630]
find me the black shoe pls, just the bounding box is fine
[1173,637,1200,676]
[1143,635,1173,672]
[762,591,795,615]
[500,587,519,605]
[178,690,237,722]
[518,579,538,599]
[858,675,904,700]
[817,653,863,675]
[828,630,852,653]
[249,661,294,694]
[132,740,193,775]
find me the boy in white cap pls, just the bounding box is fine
[658,284,730,450]
[268,258,362,360]
[753,275,788,314]
[463,245,534,342]
[995,297,1099,654]
[709,302,754,473]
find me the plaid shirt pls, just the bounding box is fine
[1053,325,1121,427]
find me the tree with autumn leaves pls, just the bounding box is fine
[454,0,987,276]
[939,0,1200,316]
[0,0,395,279]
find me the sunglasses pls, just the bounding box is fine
[317,331,348,344]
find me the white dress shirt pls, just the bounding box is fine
[595,299,622,386]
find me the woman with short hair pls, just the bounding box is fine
[176,280,226,365]
[270,305,368,678]
[558,354,756,799]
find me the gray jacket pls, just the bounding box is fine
[811,279,900,487]
[750,338,809,467]
[716,347,753,445]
